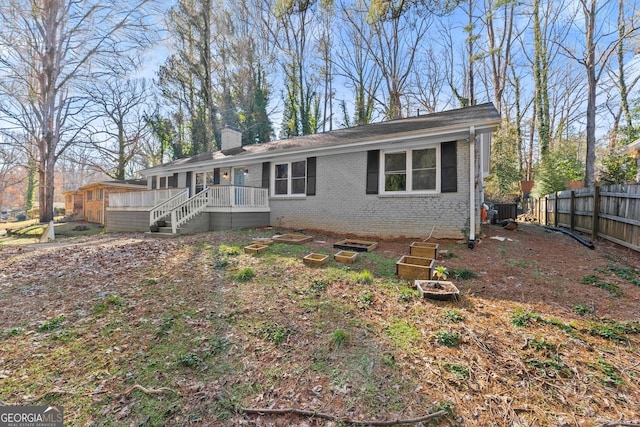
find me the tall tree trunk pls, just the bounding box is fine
[583,0,597,186]
[533,0,550,157]
[613,0,631,149]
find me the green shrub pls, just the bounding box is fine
[37,315,65,332]
[511,308,542,327]
[450,268,477,280]
[177,352,202,368]
[263,325,290,345]
[434,329,461,347]
[574,304,592,316]
[234,268,255,282]
[217,244,241,256]
[444,309,464,323]
[358,291,374,308]
[443,363,469,379]
[353,269,374,284]
[331,329,349,348]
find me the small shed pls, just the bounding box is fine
[74,180,147,225]
[63,190,84,218]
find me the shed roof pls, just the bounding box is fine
[77,179,148,191]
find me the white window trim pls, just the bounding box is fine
[156,175,173,189]
[380,145,440,194]
[271,160,307,197]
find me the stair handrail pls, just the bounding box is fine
[171,188,211,233]
[149,188,189,226]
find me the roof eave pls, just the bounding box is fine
[140,117,501,176]
[620,138,640,155]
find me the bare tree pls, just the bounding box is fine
[560,0,640,186]
[603,0,640,148]
[362,0,433,119]
[0,0,156,222]
[412,46,455,114]
[479,0,518,113]
[84,78,153,180]
[0,141,27,212]
[335,1,382,126]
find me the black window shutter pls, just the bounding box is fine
[213,168,220,185]
[441,141,457,193]
[306,157,316,196]
[172,173,178,187]
[366,150,379,194]
[262,162,270,190]
[186,171,192,195]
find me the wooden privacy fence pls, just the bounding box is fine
[528,183,640,252]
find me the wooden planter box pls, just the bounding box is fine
[415,280,460,301]
[333,239,378,252]
[272,234,313,244]
[334,250,359,264]
[409,242,439,259]
[253,238,274,245]
[244,243,269,254]
[396,255,435,280]
[303,253,329,267]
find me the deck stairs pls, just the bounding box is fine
[147,188,209,236]
[146,185,270,236]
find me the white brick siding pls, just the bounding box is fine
[269,140,472,239]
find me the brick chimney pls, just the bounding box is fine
[221,127,242,152]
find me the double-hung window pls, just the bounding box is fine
[274,160,306,196]
[382,147,437,193]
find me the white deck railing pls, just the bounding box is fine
[208,185,269,208]
[171,189,211,233]
[110,188,185,208]
[169,186,269,233]
[149,189,189,226]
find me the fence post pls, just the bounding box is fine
[544,196,548,226]
[538,197,542,224]
[554,192,559,227]
[570,190,575,232]
[591,186,600,241]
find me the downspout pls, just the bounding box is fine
[478,133,485,208]
[468,126,476,249]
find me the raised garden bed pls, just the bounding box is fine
[333,239,378,252]
[303,253,329,267]
[334,250,359,264]
[252,238,274,245]
[272,234,313,244]
[396,255,435,280]
[244,243,269,254]
[409,242,439,259]
[415,280,460,301]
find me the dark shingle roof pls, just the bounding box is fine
[147,103,500,171]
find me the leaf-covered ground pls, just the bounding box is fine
[1,224,639,426]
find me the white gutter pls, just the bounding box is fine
[469,126,476,249]
[478,133,485,201]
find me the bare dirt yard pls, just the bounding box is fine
[1,223,639,426]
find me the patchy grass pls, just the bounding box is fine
[1,227,640,426]
[580,274,623,297]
